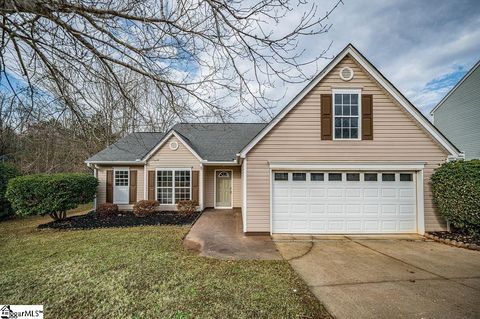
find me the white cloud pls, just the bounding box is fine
[243,0,480,121]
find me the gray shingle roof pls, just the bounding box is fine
[172,123,267,161]
[86,132,166,162]
[86,123,267,163]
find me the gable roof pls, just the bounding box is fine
[171,123,267,161]
[86,123,266,164]
[239,43,461,158]
[86,132,166,163]
[430,59,480,115]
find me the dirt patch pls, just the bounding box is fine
[38,211,200,230]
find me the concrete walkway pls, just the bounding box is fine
[275,236,480,319]
[184,209,282,260]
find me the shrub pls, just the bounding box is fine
[0,163,21,218]
[177,200,198,215]
[6,173,98,221]
[431,160,480,237]
[133,200,159,217]
[97,203,119,218]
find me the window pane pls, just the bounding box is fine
[342,105,350,116]
[335,94,342,104]
[351,118,358,128]
[382,173,396,181]
[400,173,413,181]
[292,172,306,181]
[274,173,288,181]
[351,104,358,115]
[347,173,360,181]
[364,173,378,181]
[342,128,350,138]
[351,128,358,139]
[335,128,341,138]
[335,105,342,115]
[342,118,350,127]
[328,173,342,181]
[311,173,324,181]
[114,170,129,186]
[335,117,341,127]
[351,94,358,104]
[343,94,350,104]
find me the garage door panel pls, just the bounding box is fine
[272,171,417,234]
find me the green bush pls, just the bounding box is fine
[431,160,480,237]
[0,163,21,218]
[6,173,98,220]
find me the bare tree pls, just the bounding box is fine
[0,0,342,127]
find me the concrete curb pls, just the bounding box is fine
[424,233,480,251]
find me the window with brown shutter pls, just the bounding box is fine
[321,94,332,140]
[362,94,373,140]
[106,170,113,203]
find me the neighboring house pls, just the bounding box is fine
[430,60,480,160]
[86,44,462,235]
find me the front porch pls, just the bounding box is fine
[184,208,281,260]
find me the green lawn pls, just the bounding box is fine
[0,207,329,319]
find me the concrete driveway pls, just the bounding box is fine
[275,236,480,319]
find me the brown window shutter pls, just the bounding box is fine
[148,170,155,201]
[321,94,332,140]
[191,171,199,203]
[362,94,373,140]
[106,170,113,203]
[129,170,137,204]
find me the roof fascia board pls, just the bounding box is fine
[84,161,145,165]
[269,162,426,171]
[430,59,480,115]
[240,44,460,158]
[142,130,204,162]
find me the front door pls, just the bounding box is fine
[113,168,129,204]
[215,170,232,208]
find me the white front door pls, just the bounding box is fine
[113,169,129,204]
[272,171,417,234]
[215,170,232,208]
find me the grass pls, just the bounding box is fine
[0,206,329,319]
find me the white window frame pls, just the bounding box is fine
[155,168,192,205]
[332,88,362,140]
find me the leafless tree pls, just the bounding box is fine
[1,0,342,127]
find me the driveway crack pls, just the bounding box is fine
[287,241,315,261]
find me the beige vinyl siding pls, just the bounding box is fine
[145,136,202,210]
[204,166,242,208]
[96,165,144,210]
[246,55,449,232]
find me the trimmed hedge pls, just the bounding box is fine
[431,160,480,237]
[6,173,98,220]
[97,203,119,218]
[0,163,21,218]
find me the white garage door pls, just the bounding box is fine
[272,171,417,234]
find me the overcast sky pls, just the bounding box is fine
[257,0,480,120]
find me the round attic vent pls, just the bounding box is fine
[169,141,179,151]
[339,67,354,81]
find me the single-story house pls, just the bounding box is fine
[86,44,462,235]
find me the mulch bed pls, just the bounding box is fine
[38,211,201,230]
[425,231,480,250]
